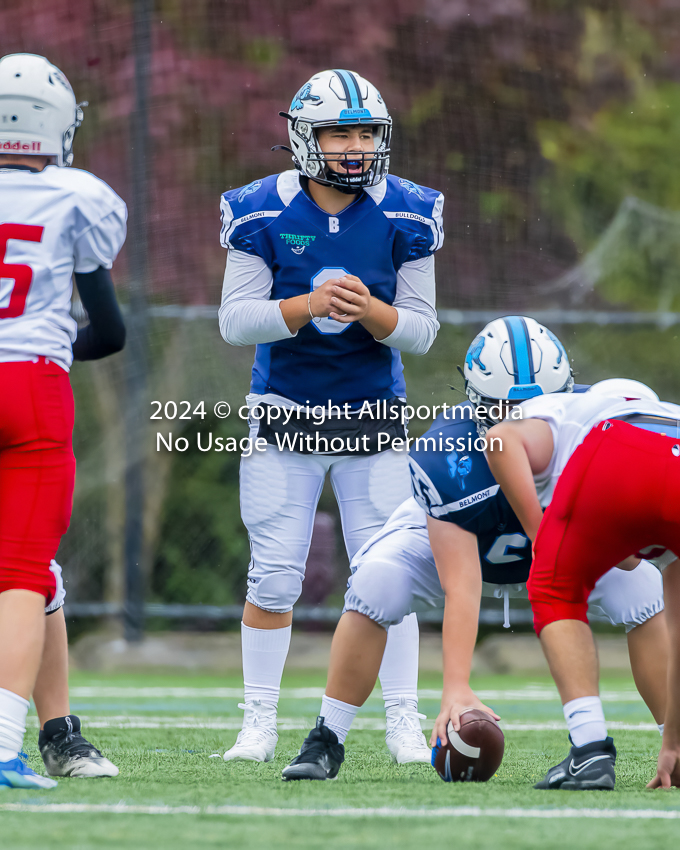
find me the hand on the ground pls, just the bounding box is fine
[647,744,680,789]
[430,690,501,748]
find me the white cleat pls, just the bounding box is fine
[223,700,278,763]
[385,697,432,764]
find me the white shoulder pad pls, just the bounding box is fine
[52,168,128,272]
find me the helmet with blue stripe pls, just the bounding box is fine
[280,69,391,194]
[463,316,573,430]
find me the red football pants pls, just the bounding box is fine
[0,359,75,602]
[528,419,680,635]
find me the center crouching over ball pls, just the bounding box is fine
[432,709,505,783]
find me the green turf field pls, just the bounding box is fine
[2,669,679,849]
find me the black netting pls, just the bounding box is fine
[3,0,680,619]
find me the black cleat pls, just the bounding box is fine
[281,716,345,781]
[39,715,119,778]
[534,737,616,790]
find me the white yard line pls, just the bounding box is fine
[68,686,642,702]
[0,803,678,819]
[24,716,659,732]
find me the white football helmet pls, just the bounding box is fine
[0,53,84,167]
[463,316,573,429]
[279,69,391,193]
[586,378,659,402]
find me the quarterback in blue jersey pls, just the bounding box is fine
[219,69,444,765]
[281,317,669,781]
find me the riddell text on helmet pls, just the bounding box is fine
[1,141,42,152]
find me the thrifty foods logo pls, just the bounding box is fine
[280,233,316,255]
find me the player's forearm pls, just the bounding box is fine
[486,424,543,542]
[441,584,481,696]
[376,307,439,355]
[664,647,680,748]
[663,563,680,746]
[219,298,296,345]
[280,293,315,334]
[360,297,398,341]
[219,250,298,344]
[72,268,126,361]
[378,255,439,354]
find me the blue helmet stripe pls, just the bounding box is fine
[333,69,362,109]
[346,71,364,108]
[504,316,535,385]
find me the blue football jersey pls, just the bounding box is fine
[220,171,444,407]
[409,390,589,584]
[408,404,530,584]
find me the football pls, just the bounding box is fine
[433,709,505,783]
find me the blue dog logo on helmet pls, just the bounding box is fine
[446,451,472,491]
[399,178,424,200]
[238,180,263,203]
[290,84,321,112]
[465,336,488,373]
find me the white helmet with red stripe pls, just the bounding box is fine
[0,53,84,166]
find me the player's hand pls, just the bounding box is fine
[308,279,342,320]
[328,274,372,324]
[430,690,501,747]
[646,744,680,789]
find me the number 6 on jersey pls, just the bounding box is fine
[311,267,350,335]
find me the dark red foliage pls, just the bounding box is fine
[3,0,679,307]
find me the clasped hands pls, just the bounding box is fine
[309,274,373,325]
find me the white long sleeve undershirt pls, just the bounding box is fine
[218,249,439,355]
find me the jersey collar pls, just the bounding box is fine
[0,164,41,173]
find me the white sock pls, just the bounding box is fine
[320,695,358,744]
[563,696,607,747]
[658,723,665,737]
[379,613,420,712]
[0,687,29,762]
[241,622,291,708]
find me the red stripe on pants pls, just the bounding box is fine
[0,360,75,601]
[528,419,680,634]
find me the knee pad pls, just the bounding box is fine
[247,568,303,613]
[345,559,413,627]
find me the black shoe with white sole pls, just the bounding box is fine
[534,737,616,790]
[39,715,119,778]
[281,717,345,781]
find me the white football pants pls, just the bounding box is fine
[345,497,665,630]
[240,417,419,703]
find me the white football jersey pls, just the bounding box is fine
[519,391,680,507]
[0,164,127,370]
